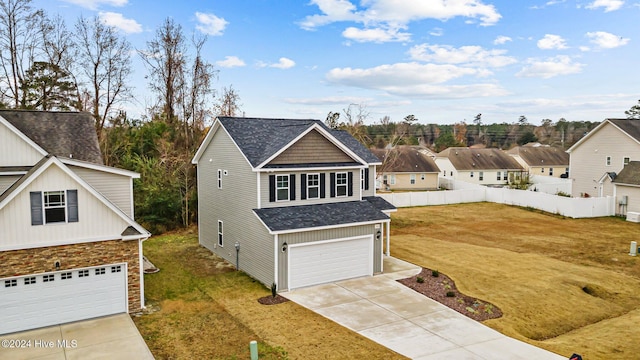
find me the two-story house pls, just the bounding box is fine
[371,146,440,191]
[435,147,524,186]
[507,145,569,178]
[192,117,396,291]
[567,119,640,198]
[0,110,150,335]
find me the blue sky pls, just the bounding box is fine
[34,0,638,125]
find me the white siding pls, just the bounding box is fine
[68,165,133,217]
[0,165,131,249]
[0,175,20,194]
[0,121,43,167]
[616,185,640,215]
[570,122,640,197]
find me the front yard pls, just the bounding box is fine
[134,228,405,359]
[390,203,640,360]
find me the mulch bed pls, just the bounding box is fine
[258,294,290,305]
[397,268,502,322]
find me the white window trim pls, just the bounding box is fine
[218,220,224,247]
[549,167,554,176]
[360,169,365,190]
[336,172,348,197]
[497,171,501,181]
[389,174,396,185]
[410,174,416,184]
[307,173,320,199]
[276,174,289,202]
[479,171,484,181]
[44,191,66,224]
[624,157,630,166]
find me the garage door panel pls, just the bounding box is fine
[289,236,373,289]
[0,264,127,335]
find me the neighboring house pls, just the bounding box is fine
[612,161,640,217]
[0,110,150,335]
[507,145,569,178]
[371,146,440,191]
[567,119,640,198]
[435,147,524,186]
[192,117,396,292]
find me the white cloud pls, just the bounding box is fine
[300,0,501,42]
[62,0,127,9]
[342,26,410,43]
[216,56,246,68]
[586,31,630,49]
[98,12,142,33]
[537,34,568,50]
[516,55,584,79]
[409,44,517,68]
[586,0,625,12]
[429,28,444,37]
[195,12,228,36]
[493,36,512,45]
[270,57,296,69]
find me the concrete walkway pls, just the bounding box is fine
[0,314,154,360]
[285,257,567,360]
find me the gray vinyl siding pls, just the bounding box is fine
[197,125,274,287]
[277,224,381,291]
[260,169,363,208]
[68,165,133,217]
[0,175,20,194]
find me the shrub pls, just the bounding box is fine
[446,291,455,297]
[431,269,439,277]
[416,276,424,283]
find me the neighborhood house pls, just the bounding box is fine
[435,147,524,186]
[371,146,440,191]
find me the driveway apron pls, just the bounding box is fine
[285,257,567,360]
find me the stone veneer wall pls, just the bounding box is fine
[0,239,141,312]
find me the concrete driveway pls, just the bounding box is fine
[0,314,154,360]
[285,257,567,360]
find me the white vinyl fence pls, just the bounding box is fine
[379,178,615,218]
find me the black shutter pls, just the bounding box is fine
[67,190,78,223]
[364,168,369,190]
[289,174,296,200]
[348,172,353,196]
[320,173,326,198]
[301,174,307,200]
[269,175,276,202]
[30,191,43,226]
[330,173,335,198]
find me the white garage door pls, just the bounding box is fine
[289,235,373,290]
[0,264,127,335]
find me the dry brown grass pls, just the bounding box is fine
[134,228,405,360]
[391,203,640,360]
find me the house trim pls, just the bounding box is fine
[61,158,140,178]
[253,211,390,235]
[0,115,48,157]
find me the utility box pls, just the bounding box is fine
[626,212,640,223]
[631,241,638,256]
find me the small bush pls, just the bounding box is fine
[446,291,455,297]
[416,276,424,283]
[431,269,439,277]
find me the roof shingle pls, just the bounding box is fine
[437,147,523,171]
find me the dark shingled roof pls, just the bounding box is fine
[363,196,397,211]
[436,147,523,171]
[613,161,640,185]
[507,146,569,166]
[218,117,380,167]
[254,201,389,232]
[0,110,103,164]
[608,119,640,143]
[121,226,142,236]
[371,146,440,173]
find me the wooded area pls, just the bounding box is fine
[0,0,633,233]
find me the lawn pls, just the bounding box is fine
[133,228,405,360]
[390,202,640,360]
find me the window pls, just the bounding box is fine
[78,270,89,278]
[606,156,611,166]
[421,174,425,180]
[389,174,396,185]
[218,220,223,246]
[307,173,320,199]
[360,169,365,190]
[497,172,501,181]
[624,157,630,166]
[336,172,348,197]
[442,170,446,177]
[5,279,17,287]
[549,168,554,176]
[24,277,36,285]
[61,272,72,280]
[541,167,545,173]
[276,175,289,201]
[43,274,55,282]
[111,266,122,273]
[479,172,484,181]
[217,169,222,189]
[383,174,388,184]
[470,172,474,178]
[95,268,106,275]
[44,191,66,223]
[410,174,416,184]
[30,190,78,225]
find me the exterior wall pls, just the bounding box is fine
[528,166,569,178]
[379,172,438,190]
[615,185,640,215]
[269,130,354,165]
[0,175,21,194]
[362,165,376,197]
[0,164,132,249]
[196,125,274,287]
[0,121,43,167]
[277,224,380,291]
[0,239,141,311]
[259,168,364,208]
[434,158,457,179]
[570,122,640,197]
[443,168,510,186]
[68,165,133,217]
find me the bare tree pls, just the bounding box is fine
[341,103,370,145]
[213,84,242,117]
[74,15,133,138]
[0,0,43,107]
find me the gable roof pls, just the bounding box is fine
[567,118,640,153]
[613,161,640,186]
[507,146,569,166]
[0,110,103,164]
[436,147,523,171]
[192,117,381,167]
[371,146,440,173]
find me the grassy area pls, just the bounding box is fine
[134,228,405,360]
[390,203,640,360]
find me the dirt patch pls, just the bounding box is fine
[398,268,502,322]
[257,294,290,305]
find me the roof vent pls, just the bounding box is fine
[477,154,480,157]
